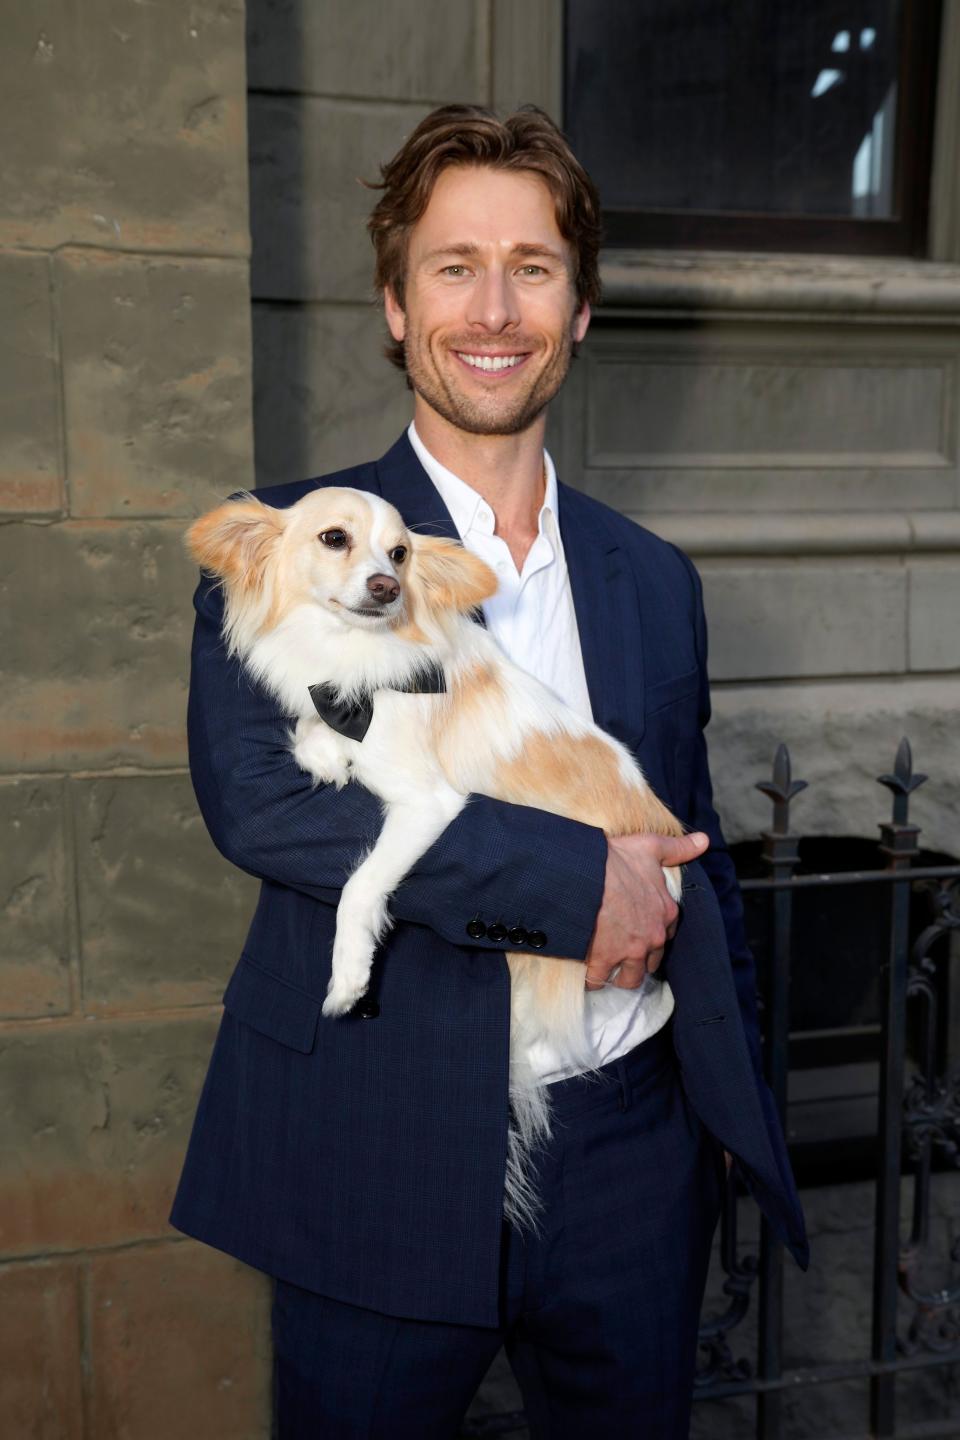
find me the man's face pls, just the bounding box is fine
[384,165,591,437]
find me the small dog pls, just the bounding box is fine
[188,485,685,1226]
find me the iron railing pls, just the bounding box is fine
[463,739,960,1440]
[695,739,960,1439]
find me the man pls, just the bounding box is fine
[172,105,806,1438]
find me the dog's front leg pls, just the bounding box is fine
[323,790,466,1017]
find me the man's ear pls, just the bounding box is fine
[411,535,498,615]
[186,497,284,597]
[573,299,591,346]
[384,284,406,343]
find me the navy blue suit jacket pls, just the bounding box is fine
[171,433,808,1327]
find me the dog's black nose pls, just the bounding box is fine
[366,573,400,604]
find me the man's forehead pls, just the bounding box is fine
[410,166,568,255]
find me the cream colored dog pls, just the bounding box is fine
[188,485,685,1225]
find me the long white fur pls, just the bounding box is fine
[190,485,682,1229]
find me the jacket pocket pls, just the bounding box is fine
[645,666,699,717]
[222,954,322,1054]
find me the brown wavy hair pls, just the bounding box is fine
[367,104,602,371]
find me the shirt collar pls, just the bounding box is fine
[408,421,559,544]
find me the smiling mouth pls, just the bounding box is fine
[454,351,531,375]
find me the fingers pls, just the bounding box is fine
[584,967,611,991]
[651,831,710,866]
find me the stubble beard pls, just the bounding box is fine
[402,326,576,437]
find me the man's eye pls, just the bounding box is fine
[319,529,349,549]
[442,265,468,277]
[389,545,408,565]
[520,265,545,276]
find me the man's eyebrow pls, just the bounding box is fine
[419,242,567,264]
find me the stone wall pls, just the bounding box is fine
[0,3,269,1435]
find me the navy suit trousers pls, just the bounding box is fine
[271,1022,724,1439]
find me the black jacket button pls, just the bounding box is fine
[466,919,487,939]
[354,997,380,1019]
[487,922,508,942]
[508,926,528,945]
[527,930,548,949]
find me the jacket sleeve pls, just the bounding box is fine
[188,577,608,960]
[673,550,765,1079]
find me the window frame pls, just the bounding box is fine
[563,0,943,258]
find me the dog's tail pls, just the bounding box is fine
[503,954,595,1231]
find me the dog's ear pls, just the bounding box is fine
[186,497,284,596]
[411,535,498,615]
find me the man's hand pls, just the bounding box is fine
[584,832,710,990]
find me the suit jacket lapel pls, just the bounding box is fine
[371,431,460,542]
[558,482,645,745]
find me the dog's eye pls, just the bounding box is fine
[389,546,407,565]
[319,529,348,549]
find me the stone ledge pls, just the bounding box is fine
[633,510,960,556]
[600,251,960,322]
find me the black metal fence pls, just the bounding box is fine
[696,739,960,1439]
[463,739,960,1440]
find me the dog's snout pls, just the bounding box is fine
[366,573,400,605]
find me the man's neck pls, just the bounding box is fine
[412,401,547,549]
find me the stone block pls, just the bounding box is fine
[699,559,907,682]
[88,1241,271,1440]
[75,773,257,1014]
[0,1259,83,1439]
[706,675,960,853]
[58,251,254,517]
[249,96,434,303]
[247,0,488,102]
[0,778,71,1019]
[251,301,413,486]
[909,560,960,671]
[0,519,195,772]
[0,252,63,515]
[0,1013,218,1257]
[562,324,960,514]
[0,0,248,253]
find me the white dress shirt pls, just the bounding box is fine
[408,422,674,1082]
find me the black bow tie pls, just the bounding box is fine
[308,663,447,742]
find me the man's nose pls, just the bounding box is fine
[366,573,400,605]
[465,267,520,332]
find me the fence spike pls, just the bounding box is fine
[756,742,808,835]
[878,737,928,826]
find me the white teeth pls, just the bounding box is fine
[458,353,524,372]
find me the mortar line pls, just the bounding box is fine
[251,296,379,309]
[1,1233,197,1270]
[0,767,190,783]
[16,240,250,264]
[247,85,461,107]
[0,1002,223,1033]
[62,775,83,1018]
[47,250,70,519]
[79,1253,93,1440]
[484,0,495,108]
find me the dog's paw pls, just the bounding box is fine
[321,976,369,1018]
[323,938,374,1018]
[664,865,683,904]
[293,723,352,789]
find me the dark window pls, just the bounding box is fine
[564,0,941,255]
